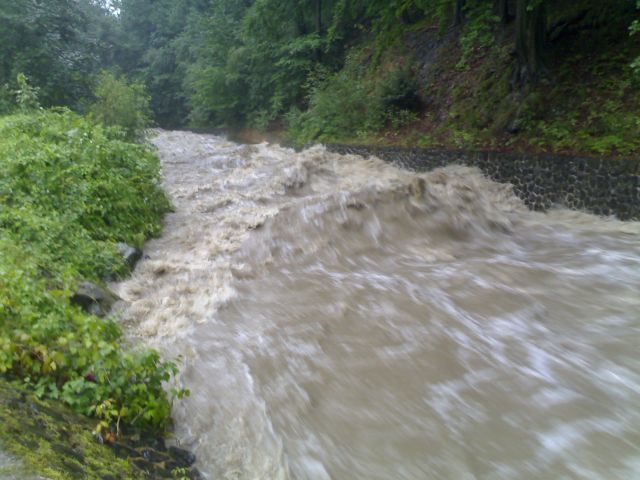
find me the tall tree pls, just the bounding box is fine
[115,0,196,126]
[0,0,114,107]
[495,0,510,24]
[514,0,547,85]
[454,0,466,26]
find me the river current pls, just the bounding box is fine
[111,131,640,480]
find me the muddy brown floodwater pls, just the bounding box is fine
[111,131,640,480]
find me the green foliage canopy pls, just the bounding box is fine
[0,0,118,109]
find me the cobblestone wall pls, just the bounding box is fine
[325,144,640,221]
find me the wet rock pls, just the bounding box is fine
[70,281,120,317]
[116,242,143,269]
[506,117,523,134]
[113,439,202,478]
[169,446,197,467]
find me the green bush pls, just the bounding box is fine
[456,3,499,70]
[286,53,421,145]
[14,73,40,112]
[0,84,12,115]
[286,70,372,143]
[0,109,177,432]
[0,74,40,115]
[89,71,152,141]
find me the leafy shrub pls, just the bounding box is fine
[0,74,40,115]
[377,67,421,112]
[286,52,421,144]
[0,84,12,115]
[388,107,419,130]
[456,3,499,70]
[286,69,372,143]
[89,71,152,141]
[14,73,40,112]
[0,109,176,432]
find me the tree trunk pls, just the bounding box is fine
[314,0,323,62]
[293,0,308,36]
[316,0,322,34]
[514,0,546,86]
[454,0,466,26]
[495,0,509,24]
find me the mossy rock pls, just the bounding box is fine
[0,380,201,479]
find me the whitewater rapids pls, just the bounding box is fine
[111,131,640,480]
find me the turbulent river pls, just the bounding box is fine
[111,131,640,480]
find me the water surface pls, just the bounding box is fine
[112,131,640,479]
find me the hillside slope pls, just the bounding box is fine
[286,4,640,157]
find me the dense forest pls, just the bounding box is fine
[1,0,639,154]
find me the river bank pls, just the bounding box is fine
[183,3,640,160]
[0,111,197,479]
[0,380,201,479]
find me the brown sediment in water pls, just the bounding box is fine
[112,131,640,480]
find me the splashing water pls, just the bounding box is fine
[111,131,640,480]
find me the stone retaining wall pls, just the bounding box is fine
[325,144,640,221]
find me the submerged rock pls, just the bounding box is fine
[70,281,120,317]
[116,243,143,270]
[168,446,197,468]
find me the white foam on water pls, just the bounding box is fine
[111,131,640,480]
